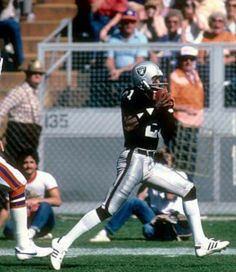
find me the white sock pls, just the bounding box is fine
[28,228,37,239]
[183,199,207,246]
[61,209,101,249]
[11,207,30,249]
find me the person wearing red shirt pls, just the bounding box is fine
[89,0,128,41]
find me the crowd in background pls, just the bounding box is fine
[0,0,235,72]
[74,0,236,42]
[0,0,36,71]
[69,0,236,108]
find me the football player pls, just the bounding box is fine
[50,61,229,270]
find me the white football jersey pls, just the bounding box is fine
[26,170,58,199]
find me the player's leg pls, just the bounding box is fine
[0,157,52,259]
[58,149,143,246]
[51,149,144,270]
[101,184,155,237]
[146,163,206,243]
[90,196,155,242]
[0,158,30,248]
[9,186,31,250]
[147,162,229,256]
[9,186,53,259]
[94,197,144,239]
[182,187,229,256]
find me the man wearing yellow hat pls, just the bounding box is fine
[0,59,45,166]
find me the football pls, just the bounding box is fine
[153,89,174,111]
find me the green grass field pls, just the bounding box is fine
[1,215,236,272]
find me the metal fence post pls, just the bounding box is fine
[210,44,225,202]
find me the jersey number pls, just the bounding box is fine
[127,89,134,100]
[145,123,159,138]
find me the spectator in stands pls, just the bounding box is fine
[160,0,172,15]
[194,0,226,31]
[198,12,236,65]
[3,149,62,240]
[90,148,192,242]
[139,0,167,41]
[179,0,205,43]
[159,9,183,42]
[87,9,148,107]
[128,0,145,20]
[106,8,148,80]
[225,0,236,35]
[18,0,35,22]
[169,46,204,180]
[0,0,24,71]
[73,0,92,42]
[89,0,128,42]
[215,3,236,107]
[155,9,183,74]
[0,59,45,167]
[106,9,148,98]
[139,0,168,63]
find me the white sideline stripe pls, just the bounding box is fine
[0,247,234,257]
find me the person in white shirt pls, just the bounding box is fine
[0,141,52,259]
[3,149,62,240]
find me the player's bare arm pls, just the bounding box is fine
[0,140,4,152]
[123,115,139,131]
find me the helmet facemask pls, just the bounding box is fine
[147,75,168,92]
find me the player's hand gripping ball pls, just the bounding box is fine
[153,89,174,111]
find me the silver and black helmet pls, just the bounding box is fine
[132,61,167,91]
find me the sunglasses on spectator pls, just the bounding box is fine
[145,4,159,9]
[227,3,236,8]
[212,18,225,23]
[28,72,44,76]
[181,56,196,61]
[166,19,179,24]
[183,2,195,8]
[122,20,136,24]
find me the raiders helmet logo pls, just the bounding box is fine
[136,66,146,76]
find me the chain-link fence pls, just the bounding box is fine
[37,42,236,215]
